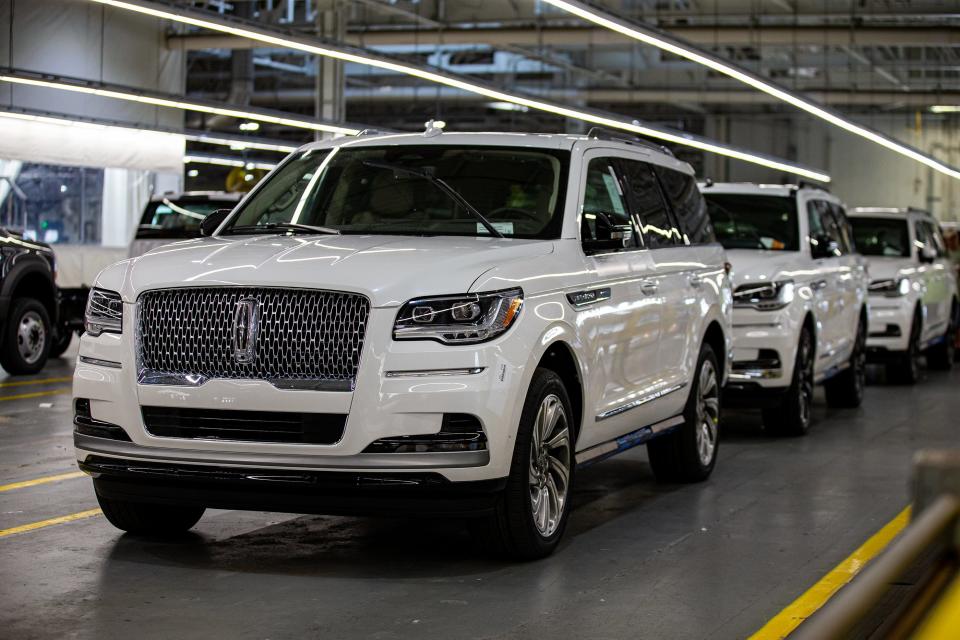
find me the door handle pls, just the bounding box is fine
[688,274,703,288]
[640,281,659,296]
[811,279,828,291]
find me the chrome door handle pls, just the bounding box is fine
[812,279,828,291]
[688,274,703,288]
[640,281,659,296]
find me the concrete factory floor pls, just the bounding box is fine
[1,347,955,640]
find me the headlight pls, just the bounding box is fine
[733,280,795,311]
[394,288,523,344]
[85,288,123,336]
[869,278,910,297]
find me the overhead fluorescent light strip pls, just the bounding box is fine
[0,107,299,153]
[86,0,830,182]
[541,0,960,182]
[185,154,277,170]
[931,106,960,114]
[0,72,359,136]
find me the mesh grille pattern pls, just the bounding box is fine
[137,288,369,387]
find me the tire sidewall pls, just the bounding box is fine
[682,344,720,477]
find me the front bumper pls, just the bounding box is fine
[83,454,505,517]
[866,295,913,356]
[74,306,531,485]
[726,308,798,392]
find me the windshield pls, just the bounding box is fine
[704,193,799,251]
[222,145,569,238]
[136,198,232,239]
[849,217,910,257]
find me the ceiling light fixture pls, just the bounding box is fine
[0,70,360,135]
[930,106,960,114]
[184,154,277,170]
[86,0,831,182]
[540,0,960,181]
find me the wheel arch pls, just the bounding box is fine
[701,320,727,382]
[4,263,57,323]
[535,340,584,446]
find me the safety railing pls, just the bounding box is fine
[791,450,960,640]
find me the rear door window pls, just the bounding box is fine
[619,159,681,249]
[655,167,714,244]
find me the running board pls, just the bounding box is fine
[575,415,685,468]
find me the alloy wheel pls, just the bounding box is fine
[17,311,46,365]
[695,359,720,466]
[528,393,571,538]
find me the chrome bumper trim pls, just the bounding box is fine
[79,356,122,369]
[384,367,485,378]
[75,433,489,470]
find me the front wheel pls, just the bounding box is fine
[95,484,205,536]
[647,343,720,483]
[926,301,957,370]
[763,327,814,436]
[825,314,866,408]
[48,328,74,358]
[888,309,922,384]
[0,297,51,375]
[472,368,574,560]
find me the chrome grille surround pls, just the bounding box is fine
[136,287,370,391]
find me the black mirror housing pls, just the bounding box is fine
[200,208,232,237]
[810,234,839,259]
[918,246,937,263]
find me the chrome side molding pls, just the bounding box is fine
[596,382,687,421]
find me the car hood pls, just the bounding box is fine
[724,249,820,288]
[861,256,916,282]
[96,234,555,307]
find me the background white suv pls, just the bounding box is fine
[702,183,869,435]
[74,129,732,559]
[849,207,958,382]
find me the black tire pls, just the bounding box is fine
[887,309,922,385]
[926,301,957,371]
[825,313,867,408]
[48,328,74,359]
[0,297,51,375]
[647,343,720,483]
[95,486,205,536]
[763,327,815,436]
[472,368,575,560]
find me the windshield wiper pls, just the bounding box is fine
[362,160,504,239]
[227,222,341,236]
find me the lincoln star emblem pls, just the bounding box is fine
[232,298,260,364]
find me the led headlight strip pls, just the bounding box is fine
[541,0,960,182]
[86,0,831,182]
[0,68,361,136]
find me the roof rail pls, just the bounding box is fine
[357,129,388,137]
[797,180,830,192]
[586,126,675,157]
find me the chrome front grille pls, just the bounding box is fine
[136,287,370,390]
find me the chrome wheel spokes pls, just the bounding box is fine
[528,393,571,538]
[17,311,45,364]
[695,359,719,466]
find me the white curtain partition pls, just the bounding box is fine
[0,116,185,174]
[101,168,153,248]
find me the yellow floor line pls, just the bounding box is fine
[0,376,72,389]
[748,505,912,640]
[0,471,86,493]
[0,388,70,402]
[0,508,102,539]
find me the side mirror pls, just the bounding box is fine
[582,212,634,254]
[919,245,937,263]
[810,234,839,259]
[200,209,232,237]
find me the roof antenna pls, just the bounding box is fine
[424,119,446,137]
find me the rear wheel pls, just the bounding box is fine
[926,301,957,370]
[0,297,51,375]
[888,309,922,384]
[825,313,867,408]
[763,327,814,436]
[647,343,720,483]
[95,486,205,536]
[473,368,574,560]
[48,328,74,358]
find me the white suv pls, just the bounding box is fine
[74,129,732,559]
[848,207,958,382]
[702,183,869,435]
